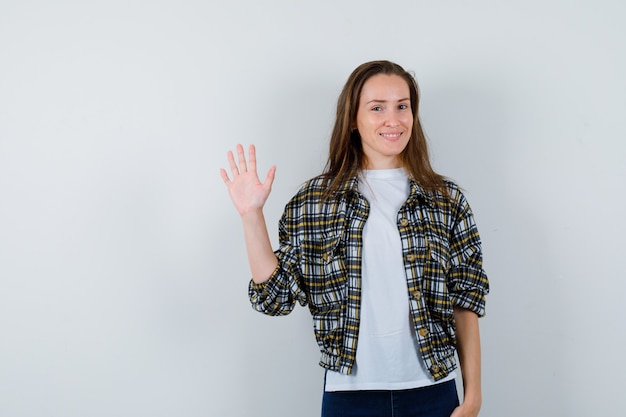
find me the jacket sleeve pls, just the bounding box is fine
[248,203,308,316]
[447,189,490,317]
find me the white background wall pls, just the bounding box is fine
[1,1,625,416]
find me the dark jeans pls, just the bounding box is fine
[321,380,459,417]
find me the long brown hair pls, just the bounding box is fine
[322,60,448,199]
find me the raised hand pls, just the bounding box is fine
[220,144,278,282]
[220,144,276,216]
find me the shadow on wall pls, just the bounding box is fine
[422,74,571,415]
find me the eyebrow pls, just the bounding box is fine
[365,98,411,104]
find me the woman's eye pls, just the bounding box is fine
[399,104,409,110]
[371,106,383,111]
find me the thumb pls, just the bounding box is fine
[264,165,276,189]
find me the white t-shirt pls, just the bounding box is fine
[324,168,455,391]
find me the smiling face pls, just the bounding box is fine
[355,74,413,170]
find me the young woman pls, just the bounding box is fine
[220,60,489,417]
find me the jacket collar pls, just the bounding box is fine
[337,172,435,207]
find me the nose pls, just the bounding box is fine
[384,112,400,127]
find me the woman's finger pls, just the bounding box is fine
[227,150,239,176]
[236,143,248,172]
[264,165,276,189]
[248,144,257,173]
[219,168,231,184]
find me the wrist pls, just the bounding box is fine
[460,392,482,414]
[240,207,264,220]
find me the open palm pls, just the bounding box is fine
[220,144,276,216]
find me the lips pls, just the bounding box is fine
[380,132,403,141]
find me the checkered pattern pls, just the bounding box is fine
[249,175,489,380]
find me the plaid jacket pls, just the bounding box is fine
[249,174,489,380]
